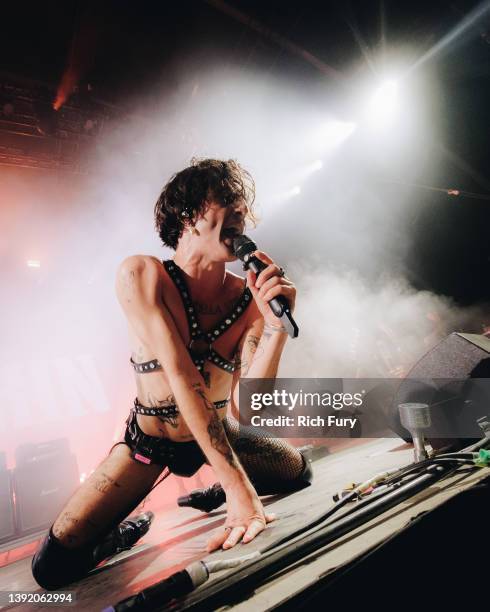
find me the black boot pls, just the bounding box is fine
[177,482,226,513]
[32,511,155,590]
[92,511,155,564]
[178,450,314,513]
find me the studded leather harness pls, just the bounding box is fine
[129,259,252,417]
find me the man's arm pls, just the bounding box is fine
[116,255,250,489]
[230,300,288,417]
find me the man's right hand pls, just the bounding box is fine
[206,480,276,552]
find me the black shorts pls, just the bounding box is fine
[114,407,208,477]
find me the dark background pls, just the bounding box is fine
[1,0,489,303]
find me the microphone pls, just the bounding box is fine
[232,234,299,338]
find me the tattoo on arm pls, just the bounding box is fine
[234,332,270,376]
[207,410,238,467]
[193,384,238,468]
[122,269,137,304]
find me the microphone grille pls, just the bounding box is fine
[232,234,257,259]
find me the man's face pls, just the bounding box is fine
[189,199,247,262]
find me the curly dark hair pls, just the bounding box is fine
[154,158,258,249]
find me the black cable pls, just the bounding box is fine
[104,440,489,612]
[178,463,458,612]
[262,454,475,553]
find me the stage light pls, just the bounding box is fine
[26,260,41,268]
[366,79,399,126]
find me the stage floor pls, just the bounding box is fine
[1,438,488,611]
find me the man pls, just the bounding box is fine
[32,158,312,590]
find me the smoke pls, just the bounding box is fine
[281,265,487,378]
[1,58,488,500]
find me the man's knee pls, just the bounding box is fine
[253,449,313,495]
[32,527,94,590]
[297,449,313,487]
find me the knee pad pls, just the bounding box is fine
[31,528,95,590]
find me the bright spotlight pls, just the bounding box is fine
[366,79,399,126]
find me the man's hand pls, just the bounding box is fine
[206,481,276,552]
[245,250,296,326]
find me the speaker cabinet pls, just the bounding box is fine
[13,440,79,535]
[392,333,490,448]
[0,453,15,542]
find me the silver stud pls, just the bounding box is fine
[192,323,198,328]
[214,330,219,335]
[245,294,250,300]
[221,325,225,329]
[226,318,231,324]
[189,307,193,312]
[150,363,155,369]
[237,307,242,312]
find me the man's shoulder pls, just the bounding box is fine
[116,255,165,289]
